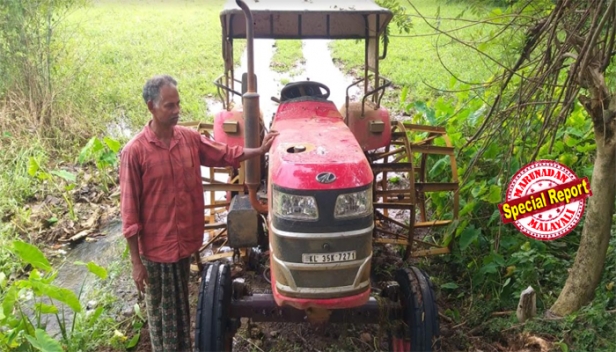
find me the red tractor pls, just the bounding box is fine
[193,1,460,351]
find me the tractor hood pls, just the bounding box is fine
[269,100,373,190]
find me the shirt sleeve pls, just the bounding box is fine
[197,134,245,169]
[119,144,143,239]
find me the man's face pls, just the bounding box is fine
[148,84,181,127]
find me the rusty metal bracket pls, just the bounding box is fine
[230,294,402,324]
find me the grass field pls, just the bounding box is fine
[62,0,244,132]
[331,0,503,101]
[270,40,305,77]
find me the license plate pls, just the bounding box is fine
[302,251,357,264]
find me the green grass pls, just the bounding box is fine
[330,0,504,101]
[0,0,243,235]
[61,0,245,132]
[270,40,305,76]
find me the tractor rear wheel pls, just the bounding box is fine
[195,262,234,352]
[389,266,440,352]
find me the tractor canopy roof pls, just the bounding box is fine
[220,0,393,40]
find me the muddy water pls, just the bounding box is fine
[43,220,128,337]
[302,40,362,110]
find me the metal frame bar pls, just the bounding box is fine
[230,295,403,324]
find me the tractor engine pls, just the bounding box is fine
[267,98,374,309]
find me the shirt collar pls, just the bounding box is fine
[143,120,182,148]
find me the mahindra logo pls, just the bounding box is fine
[316,172,336,184]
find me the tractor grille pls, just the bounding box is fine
[270,224,373,299]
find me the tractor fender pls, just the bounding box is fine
[213,106,265,148]
[340,101,391,151]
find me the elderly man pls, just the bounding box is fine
[120,74,277,351]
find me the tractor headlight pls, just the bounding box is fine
[334,190,373,219]
[272,190,318,221]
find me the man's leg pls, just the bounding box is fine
[143,257,192,352]
[142,257,164,351]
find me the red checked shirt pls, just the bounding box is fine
[120,121,244,263]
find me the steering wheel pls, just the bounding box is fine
[280,81,330,102]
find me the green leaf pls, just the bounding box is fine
[100,151,118,167]
[50,170,76,183]
[459,201,476,217]
[126,332,141,349]
[429,157,449,178]
[459,226,480,251]
[34,303,58,314]
[2,286,18,318]
[564,135,579,147]
[79,137,104,164]
[576,143,595,153]
[483,185,502,204]
[441,282,459,290]
[134,303,144,321]
[0,272,6,289]
[488,209,501,225]
[25,334,43,351]
[12,240,51,272]
[31,282,82,313]
[75,261,108,280]
[558,341,570,352]
[400,86,409,103]
[479,262,499,275]
[88,306,105,327]
[103,136,122,153]
[31,329,63,352]
[471,182,487,197]
[558,154,578,167]
[28,157,40,176]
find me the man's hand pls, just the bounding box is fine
[260,130,279,154]
[238,130,280,162]
[132,260,149,293]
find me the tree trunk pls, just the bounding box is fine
[549,103,616,316]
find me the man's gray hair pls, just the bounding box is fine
[142,75,177,105]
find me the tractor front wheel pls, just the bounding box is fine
[389,266,440,352]
[195,262,234,352]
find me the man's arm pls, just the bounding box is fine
[119,146,148,293]
[197,130,279,168]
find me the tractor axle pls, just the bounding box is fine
[230,294,403,324]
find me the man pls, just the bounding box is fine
[120,74,277,352]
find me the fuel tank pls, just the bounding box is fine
[267,98,374,309]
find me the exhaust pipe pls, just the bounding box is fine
[236,0,268,213]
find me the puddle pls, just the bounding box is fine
[106,113,134,139]
[301,40,362,109]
